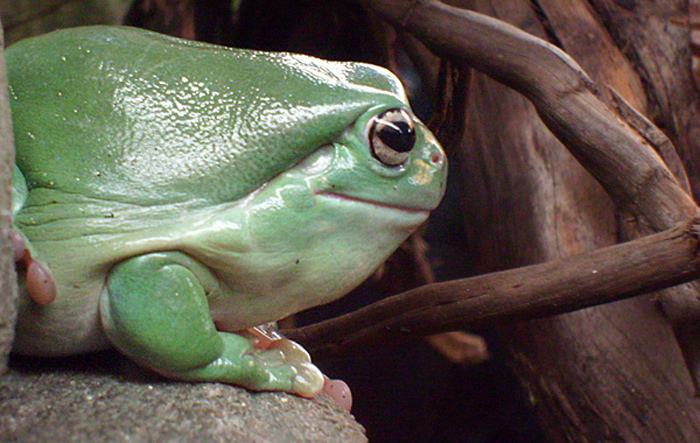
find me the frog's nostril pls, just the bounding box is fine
[430,152,443,165]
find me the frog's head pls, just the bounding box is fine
[241,61,447,307]
[295,101,446,218]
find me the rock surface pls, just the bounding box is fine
[0,17,18,376]
[0,351,367,443]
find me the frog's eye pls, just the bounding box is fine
[367,108,416,167]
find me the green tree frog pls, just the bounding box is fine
[7,26,447,402]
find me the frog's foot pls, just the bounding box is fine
[243,324,353,409]
[12,228,56,306]
[187,333,326,397]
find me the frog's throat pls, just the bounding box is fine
[314,191,433,213]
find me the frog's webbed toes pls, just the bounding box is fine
[248,338,352,407]
[246,338,325,397]
[103,254,326,398]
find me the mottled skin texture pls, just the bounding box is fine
[8,26,447,397]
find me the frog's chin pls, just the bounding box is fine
[314,191,432,214]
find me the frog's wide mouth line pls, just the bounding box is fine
[315,191,431,214]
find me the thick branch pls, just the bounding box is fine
[286,219,700,357]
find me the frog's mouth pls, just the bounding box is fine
[315,191,431,214]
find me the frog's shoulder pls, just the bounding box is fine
[8,26,408,207]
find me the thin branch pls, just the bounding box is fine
[286,219,700,357]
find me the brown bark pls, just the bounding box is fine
[452,3,700,442]
[587,0,700,399]
[449,1,698,441]
[458,1,700,438]
[588,0,700,200]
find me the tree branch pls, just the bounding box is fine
[286,219,700,357]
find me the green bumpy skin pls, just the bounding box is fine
[8,26,447,397]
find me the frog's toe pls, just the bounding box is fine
[290,361,325,397]
[238,335,326,397]
[323,377,353,411]
[267,338,312,363]
[12,228,56,306]
[260,338,325,397]
[11,229,26,262]
[26,260,56,306]
[254,347,324,397]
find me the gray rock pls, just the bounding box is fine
[0,17,19,376]
[0,351,367,443]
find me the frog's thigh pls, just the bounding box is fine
[100,252,324,396]
[100,252,222,371]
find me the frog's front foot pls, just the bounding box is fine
[186,333,326,397]
[246,335,352,409]
[12,228,56,306]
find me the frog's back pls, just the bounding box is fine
[7,26,407,207]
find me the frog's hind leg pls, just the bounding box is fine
[99,251,325,397]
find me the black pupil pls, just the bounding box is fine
[377,117,415,153]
